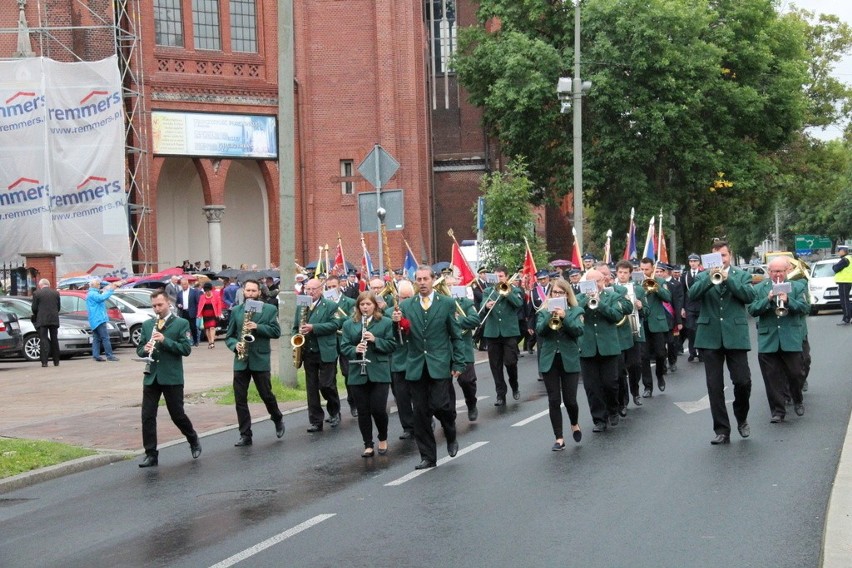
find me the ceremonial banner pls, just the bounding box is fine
[0,56,131,278]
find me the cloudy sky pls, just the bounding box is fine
[780,0,852,139]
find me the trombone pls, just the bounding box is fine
[474,271,520,332]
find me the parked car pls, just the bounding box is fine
[57,290,130,345]
[0,297,92,361]
[0,310,23,357]
[809,258,851,314]
[108,294,155,347]
[112,289,155,312]
[739,264,767,285]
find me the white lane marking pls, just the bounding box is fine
[512,408,550,427]
[674,386,733,414]
[384,441,489,487]
[209,514,336,568]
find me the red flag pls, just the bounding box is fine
[522,237,538,290]
[570,227,582,269]
[659,226,669,264]
[451,241,476,285]
[332,240,346,276]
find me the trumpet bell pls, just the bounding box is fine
[775,306,789,317]
[587,297,599,310]
[710,271,725,285]
[548,316,563,331]
[496,282,512,296]
[642,278,658,293]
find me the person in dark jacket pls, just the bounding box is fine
[31,278,61,367]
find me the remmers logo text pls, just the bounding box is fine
[0,177,49,207]
[51,176,122,208]
[0,92,45,119]
[48,90,121,121]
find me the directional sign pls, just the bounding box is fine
[795,234,833,252]
[357,144,399,189]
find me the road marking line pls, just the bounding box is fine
[209,514,336,568]
[512,408,550,427]
[384,441,489,487]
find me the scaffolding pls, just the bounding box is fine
[0,0,153,273]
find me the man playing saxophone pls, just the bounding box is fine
[225,279,285,446]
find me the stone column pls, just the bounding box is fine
[202,206,225,271]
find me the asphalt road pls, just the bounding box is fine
[1,314,850,568]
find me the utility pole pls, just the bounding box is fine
[572,0,583,254]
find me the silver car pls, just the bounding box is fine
[0,298,92,362]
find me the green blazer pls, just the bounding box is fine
[399,293,466,380]
[610,284,637,350]
[136,315,191,386]
[481,284,524,338]
[339,316,396,384]
[225,302,281,371]
[643,276,673,333]
[535,306,584,373]
[384,305,409,373]
[619,281,648,343]
[456,296,480,364]
[577,291,624,357]
[747,279,809,353]
[688,267,756,350]
[292,297,342,363]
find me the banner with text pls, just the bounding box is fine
[0,56,131,278]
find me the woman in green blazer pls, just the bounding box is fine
[340,292,397,457]
[535,279,585,450]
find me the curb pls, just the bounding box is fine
[821,408,852,567]
[0,451,133,494]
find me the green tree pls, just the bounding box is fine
[476,158,548,271]
[456,0,814,258]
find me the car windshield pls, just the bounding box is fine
[0,300,31,317]
[812,263,837,278]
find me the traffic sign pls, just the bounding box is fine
[795,234,832,252]
[358,144,399,189]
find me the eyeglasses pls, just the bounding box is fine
[551,290,566,296]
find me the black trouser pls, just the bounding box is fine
[350,381,390,448]
[178,310,198,345]
[141,380,198,457]
[409,368,456,464]
[702,348,751,436]
[339,354,355,409]
[682,325,698,357]
[233,368,283,438]
[391,370,415,433]
[518,323,534,352]
[453,362,478,410]
[621,343,642,400]
[666,330,678,365]
[758,351,804,418]
[304,351,340,426]
[641,330,667,391]
[581,355,619,426]
[38,325,59,365]
[542,356,579,439]
[839,282,852,322]
[802,336,811,381]
[487,336,519,399]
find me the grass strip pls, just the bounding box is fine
[0,438,96,479]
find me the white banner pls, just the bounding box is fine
[0,56,131,279]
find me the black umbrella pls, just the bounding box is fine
[216,268,241,279]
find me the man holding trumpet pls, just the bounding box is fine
[747,257,810,423]
[481,265,525,406]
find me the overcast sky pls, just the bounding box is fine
[780,0,852,139]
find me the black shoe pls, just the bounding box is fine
[234,436,253,446]
[737,422,750,438]
[447,440,459,457]
[307,424,323,433]
[275,420,285,438]
[710,434,730,445]
[468,406,478,421]
[770,415,783,424]
[669,363,677,373]
[329,414,341,428]
[53,361,59,366]
[697,356,704,363]
[494,397,506,407]
[592,422,607,433]
[802,380,809,392]
[415,460,436,470]
[642,389,652,398]
[687,354,696,362]
[552,441,566,451]
[608,414,619,427]
[190,441,202,459]
[572,429,582,443]
[361,448,375,458]
[512,389,521,401]
[794,403,805,416]
[138,455,158,468]
[633,396,643,406]
[658,378,666,392]
[41,362,48,367]
[399,430,413,440]
[350,407,358,418]
[619,406,628,417]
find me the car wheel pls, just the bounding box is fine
[22,333,41,362]
[130,324,143,347]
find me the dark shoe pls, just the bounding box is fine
[552,441,566,451]
[275,420,285,438]
[633,396,643,406]
[572,429,582,443]
[53,361,59,366]
[608,414,619,427]
[41,362,48,367]
[329,414,341,428]
[93,356,106,362]
[512,389,521,401]
[658,378,666,392]
[737,422,750,438]
[802,380,809,392]
[306,424,323,433]
[399,430,413,440]
[669,363,677,373]
[415,460,436,470]
[794,403,805,416]
[350,407,358,418]
[377,443,388,455]
[710,434,730,445]
[138,455,158,468]
[468,406,478,421]
[592,422,606,433]
[361,448,375,458]
[447,440,459,457]
[106,356,120,362]
[642,389,652,398]
[770,415,783,424]
[687,354,696,362]
[697,356,704,363]
[619,406,628,417]
[190,441,202,459]
[494,397,506,407]
[234,436,253,447]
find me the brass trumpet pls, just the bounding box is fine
[642,278,659,294]
[710,268,727,285]
[775,297,788,317]
[548,314,564,331]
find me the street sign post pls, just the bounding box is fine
[795,235,833,254]
[357,144,400,276]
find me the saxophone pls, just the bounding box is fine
[236,310,255,361]
[291,303,309,368]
